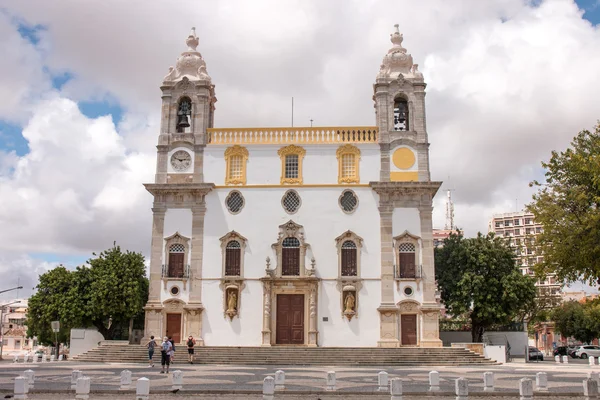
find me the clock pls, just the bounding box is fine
[170,150,192,171]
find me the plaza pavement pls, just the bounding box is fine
[0,357,595,398]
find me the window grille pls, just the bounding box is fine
[285,155,299,179]
[339,190,358,213]
[225,240,241,276]
[341,154,355,179]
[282,237,300,275]
[170,244,185,253]
[398,243,415,253]
[226,191,245,214]
[228,155,243,180]
[341,240,357,276]
[282,190,301,214]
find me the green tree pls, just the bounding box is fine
[528,123,600,285]
[551,300,600,344]
[435,232,537,342]
[26,244,148,342]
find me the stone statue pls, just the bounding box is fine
[344,292,355,313]
[227,291,237,312]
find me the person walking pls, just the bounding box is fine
[160,336,172,374]
[186,335,196,364]
[168,336,175,364]
[146,336,157,367]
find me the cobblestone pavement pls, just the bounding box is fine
[0,358,595,398]
[1,395,589,400]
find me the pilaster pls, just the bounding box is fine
[189,204,207,305]
[418,205,435,303]
[193,144,205,183]
[378,204,399,347]
[148,207,166,304]
[155,145,169,184]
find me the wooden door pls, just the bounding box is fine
[276,294,304,344]
[401,314,417,346]
[166,313,182,343]
[169,253,184,278]
[399,253,416,278]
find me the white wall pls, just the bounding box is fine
[204,144,380,185]
[440,331,528,356]
[70,328,105,357]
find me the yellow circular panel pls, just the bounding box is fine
[392,148,416,170]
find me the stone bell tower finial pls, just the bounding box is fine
[186,27,199,51]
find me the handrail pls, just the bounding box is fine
[207,126,378,144]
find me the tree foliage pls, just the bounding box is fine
[27,244,148,344]
[528,124,600,285]
[435,232,537,342]
[551,300,600,344]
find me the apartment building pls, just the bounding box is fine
[488,211,560,296]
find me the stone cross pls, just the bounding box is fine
[584,378,599,399]
[535,372,548,392]
[390,378,403,400]
[429,371,440,391]
[23,370,34,390]
[520,378,533,400]
[13,376,28,400]
[172,370,183,390]
[590,356,596,366]
[120,370,132,390]
[562,355,569,364]
[262,376,275,400]
[275,370,285,390]
[555,355,560,363]
[455,377,468,400]
[483,372,494,392]
[76,377,91,400]
[378,371,389,391]
[136,377,150,400]
[71,370,83,390]
[326,371,336,391]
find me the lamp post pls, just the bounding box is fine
[0,286,23,295]
[0,300,21,360]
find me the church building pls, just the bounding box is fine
[143,25,442,347]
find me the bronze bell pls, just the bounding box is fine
[177,114,190,129]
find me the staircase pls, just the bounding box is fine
[73,344,495,366]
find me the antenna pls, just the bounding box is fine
[291,97,294,127]
[310,118,313,127]
[445,177,456,230]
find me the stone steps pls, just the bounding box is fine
[73,344,496,365]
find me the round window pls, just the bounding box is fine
[170,286,180,296]
[403,286,414,297]
[225,191,245,214]
[282,190,301,214]
[339,190,358,214]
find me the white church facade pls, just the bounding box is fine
[143,25,443,347]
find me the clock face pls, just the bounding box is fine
[171,150,192,172]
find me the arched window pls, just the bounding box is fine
[341,241,357,276]
[278,145,306,185]
[224,146,249,185]
[225,240,241,276]
[336,144,361,184]
[282,237,300,276]
[393,97,409,131]
[176,97,192,133]
[168,243,185,278]
[398,242,416,278]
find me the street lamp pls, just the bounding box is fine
[0,300,21,360]
[0,286,23,295]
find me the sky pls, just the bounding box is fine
[0,0,599,299]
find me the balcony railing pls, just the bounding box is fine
[207,126,378,145]
[397,265,422,279]
[161,264,191,279]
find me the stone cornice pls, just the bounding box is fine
[369,181,442,198]
[144,183,215,196]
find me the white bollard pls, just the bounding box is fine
[14,376,28,400]
[75,377,91,400]
[520,378,533,400]
[455,378,468,400]
[390,378,403,400]
[172,370,183,390]
[71,370,83,390]
[562,355,569,364]
[429,371,440,391]
[58,354,63,361]
[136,377,150,400]
[275,370,285,390]
[590,356,596,366]
[120,370,132,390]
[326,371,336,391]
[13,355,19,363]
[378,371,389,391]
[536,372,548,392]
[50,354,55,362]
[262,376,275,400]
[483,371,494,392]
[23,370,35,390]
[555,355,560,363]
[584,378,599,399]
[23,354,29,363]
[588,371,599,385]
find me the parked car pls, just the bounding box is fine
[571,346,584,358]
[576,345,600,359]
[528,346,544,361]
[554,346,569,356]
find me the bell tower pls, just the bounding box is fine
[154,27,217,185]
[373,24,430,183]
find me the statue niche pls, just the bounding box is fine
[225,286,239,320]
[343,288,357,320]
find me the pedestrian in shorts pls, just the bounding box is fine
[186,335,196,364]
[160,336,172,374]
[146,335,157,367]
